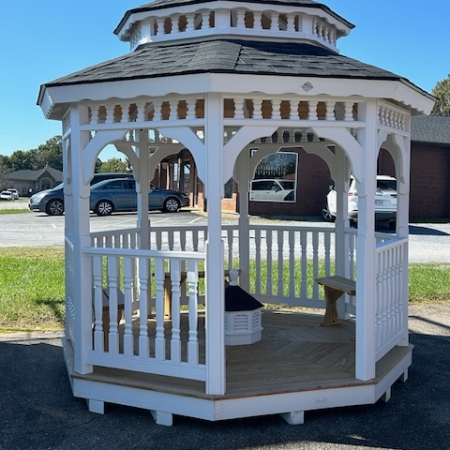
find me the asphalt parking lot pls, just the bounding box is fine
[1,198,449,264]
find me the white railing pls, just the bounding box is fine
[92,223,341,309]
[83,246,207,382]
[374,237,408,362]
[343,229,397,316]
[85,223,405,381]
[91,227,140,249]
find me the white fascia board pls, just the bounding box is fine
[40,72,434,121]
[39,89,56,120]
[207,74,435,114]
[40,73,214,110]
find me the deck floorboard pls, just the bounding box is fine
[76,310,411,399]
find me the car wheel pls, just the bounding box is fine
[163,197,180,213]
[321,204,335,222]
[95,200,114,216]
[46,199,64,216]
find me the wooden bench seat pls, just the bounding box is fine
[315,275,356,326]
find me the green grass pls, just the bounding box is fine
[0,248,65,332]
[0,209,31,215]
[408,264,450,303]
[0,248,448,332]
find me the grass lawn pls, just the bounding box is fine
[0,209,31,215]
[0,247,448,332]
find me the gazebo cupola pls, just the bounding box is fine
[115,0,353,52]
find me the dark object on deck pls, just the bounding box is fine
[225,285,263,311]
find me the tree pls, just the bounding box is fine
[32,136,63,171]
[98,158,130,173]
[9,150,34,172]
[431,75,450,116]
[0,135,63,173]
[0,155,12,173]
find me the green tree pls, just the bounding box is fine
[32,136,63,171]
[98,158,130,173]
[0,135,63,173]
[0,155,12,173]
[431,75,450,116]
[9,150,34,171]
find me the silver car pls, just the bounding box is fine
[90,178,189,216]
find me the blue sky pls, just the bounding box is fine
[0,0,448,160]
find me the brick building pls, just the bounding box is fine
[167,115,449,220]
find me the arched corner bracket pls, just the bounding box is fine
[224,125,278,183]
[157,127,206,182]
[301,143,341,183]
[378,131,408,187]
[114,142,139,182]
[83,130,128,184]
[311,127,363,183]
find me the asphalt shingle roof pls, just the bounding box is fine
[411,115,450,145]
[5,167,63,182]
[43,40,406,89]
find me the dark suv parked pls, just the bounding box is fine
[29,173,134,216]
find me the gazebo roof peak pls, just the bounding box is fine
[114,0,354,53]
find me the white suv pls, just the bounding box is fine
[250,179,295,202]
[322,175,397,228]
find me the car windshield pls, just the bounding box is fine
[377,180,397,192]
[279,181,295,189]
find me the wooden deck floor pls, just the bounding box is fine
[78,311,411,400]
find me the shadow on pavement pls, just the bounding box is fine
[1,323,449,450]
[408,225,449,236]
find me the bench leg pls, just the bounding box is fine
[322,286,344,326]
[164,278,172,319]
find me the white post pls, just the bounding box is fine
[62,127,72,342]
[135,129,150,249]
[396,134,411,346]
[334,145,350,319]
[70,105,94,375]
[204,93,226,395]
[236,149,251,292]
[355,100,378,381]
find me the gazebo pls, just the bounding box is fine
[37,0,434,426]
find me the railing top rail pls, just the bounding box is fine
[375,236,408,252]
[249,223,334,232]
[88,222,339,237]
[83,246,205,260]
[90,227,138,238]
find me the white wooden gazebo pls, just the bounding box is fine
[37,0,434,426]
